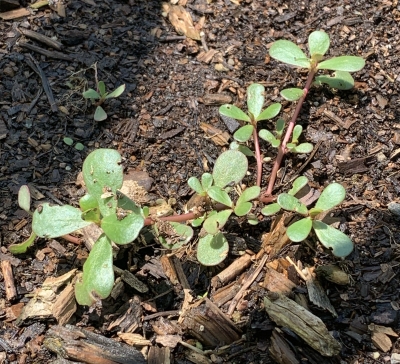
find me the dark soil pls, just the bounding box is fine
[1,0,400,363]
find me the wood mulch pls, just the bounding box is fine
[1,0,400,363]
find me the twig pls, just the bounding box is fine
[20,42,73,62]
[1,260,17,301]
[18,28,63,50]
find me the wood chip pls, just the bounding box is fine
[200,122,230,146]
[202,93,232,105]
[0,7,30,19]
[166,4,200,40]
[371,332,392,352]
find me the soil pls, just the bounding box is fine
[1,0,400,363]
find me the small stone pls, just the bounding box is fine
[388,202,400,217]
[376,152,387,162]
[3,66,15,77]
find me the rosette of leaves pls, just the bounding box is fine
[188,150,260,266]
[269,30,365,100]
[271,181,353,257]
[219,83,282,154]
[83,81,125,121]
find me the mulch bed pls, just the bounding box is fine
[1,0,400,363]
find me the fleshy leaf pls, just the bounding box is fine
[292,125,303,143]
[237,186,261,205]
[79,194,99,211]
[288,176,308,196]
[308,31,330,58]
[201,173,213,191]
[309,207,323,219]
[261,203,281,216]
[192,215,206,227]
[101,211,144,244]
[8,232,37,254]
[94,106,107,121]
[315,183,345,211]
[234,202,252,216]
[290,143,314,154]
[75,234,114,306]
[82,149,123,217]
[247,83,265,119]
[106,84,125,99]
[219,104,250,122]
[82,88,100,99]
[314,71,355,90]
[98,81,106,96]
[203,210,233,235]
[63,137,74,146]
[256,103,282,122]
[197,232,229,266]
[277,194,308,215]
[212,150,248,188]
[276,118,285,137]
[234,125,254,142]
[230,142,254,156]
[317,56,365,72]
[269,40,311,68]
[188,176,204,195]
[259,129,278,145]
[18,185,31,213]
[75,143,85,151]
[33,203,92,238]
[287,217,312,242]
[280,88,304,101]
[207,186,232,207]
[156,222,193,249]
[313,220,354,257]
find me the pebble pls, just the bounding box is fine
[388,202,400,217]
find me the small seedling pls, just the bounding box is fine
[63,137,85,151]
[83,81,125,121]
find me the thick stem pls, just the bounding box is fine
[261,69,316,200]
[253,125,262,187]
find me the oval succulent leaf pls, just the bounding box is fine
[314,71,355,90]
[315,183,345,211]
[280,88,304,101]
[308,30,330,58]
[188,176,204,195]
[98,81,106,96]
[197,232,229,266]
[259,129,278,145]
[212,150,248,188]
[219,104,250,122]
[75,234,114,306]
[79,194,99,211]
[247,83,265,119]
[287,217,312,242]
[203,210,233,235]
[18,185,31,213]
[256,103,282,122]
[82,88,100,99]
[237,186,261,205]
[101,211,144,244]
[106,84,126,99]
[237,145,254,157]
[270,40,311,68]
[261,203,281,216]
[313,220,354,257]
[201,173,213,191]
[276,118,285,137]
[317,56,365,72]
[33,203,92,238]
[234,125,254,142]
[290,143,314,154]
[207,186,232,207]
[234,202,252,216]
[292,124,303,143]
[63,137,74,146]
[288,176,309,196]
[277,193,308,215]
[94,106,107,121]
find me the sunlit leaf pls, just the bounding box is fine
[101,210,144,244]
[313,220,354,257]
[317,56,365,72]
[106,84,126,99]
[197,232,229,266]
[259,129,278,146]
[207,186,232,207]
[188,176,204,195]
[314,71,355,90]
[308,30,330,58]
[290,143,314,154]
[219,104,250,122]
[292,124,303,143]
[234,202,252,216]
[270,40,311,68]
[256,103,282,122]
[247,83,265,119]
[82,88,100,99]
[18,185,31,213]
[192,215,206,227]
[201,173,213,191]
[315,183,345,211]
[79,194,99,211]
[280,88,304,101]
[287,217,312,242]
[277,193,308,215]
[234,125,254,142]
[236,186,261,205]
[94,106,107,121]
[203,210,233,235]
[212,150,248,188]
[261,203,281,216]
[288,176,308,196]
[8,232,37,254]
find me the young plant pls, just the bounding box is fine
[83,81,125,121]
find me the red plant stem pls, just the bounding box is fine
[260,69,317,201]
[144,211,198,226]
[253,125,262,187]
[62,234,81,244]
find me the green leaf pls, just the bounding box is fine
[269,40,311,68]
[230,142,254,156]
[261,203,281,216]
[290,143,314,154]
[234,125,254,142]
[219,104,250,122]
[188,176,204,195]
[201,173,213,191]
[277,193,308,215]
[197,232,229,266]
[33,203,92,238]
[212,150,248,188]
[203,210,232,235]
[256,103,282,122]
[259,129,279,146]
[75,234,114,306]
[63,137,74,146]
[308,31,330,58]
[82,149,123,217]
[313,220,354,257]
[101,211,144,244]
[207,186,232,207]
[82,88,100,99]
[192,215,206,227]
[106,84,126,99]
[8,232,37,254]
[75,142,85,151]
[234,202,252,216]
[81,208,101,224]
[317,56,365,72]
[309,207,323,219]
[98,81,106,96]
[156,222,193,249]
[292,124,303,143]
[237,186,261,205]
[287,217,312,242]
[314,71,355,90]
[94,106,108,121]
[315,183,345,211]
[276,118,285,138]
[247,216,259,225]
[116,191,142,212]
[280,88,304,101]
[247,83,265,119]
[288,176,308,196]
[18,185,31,213]
[79,194,99,211]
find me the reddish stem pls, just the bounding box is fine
[253,125,263,187]
[62,234,81,244]
[260,68,316,201]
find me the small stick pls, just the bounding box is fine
[1,260,17,301]
[18,28,63,51]
[20,42,73,62]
